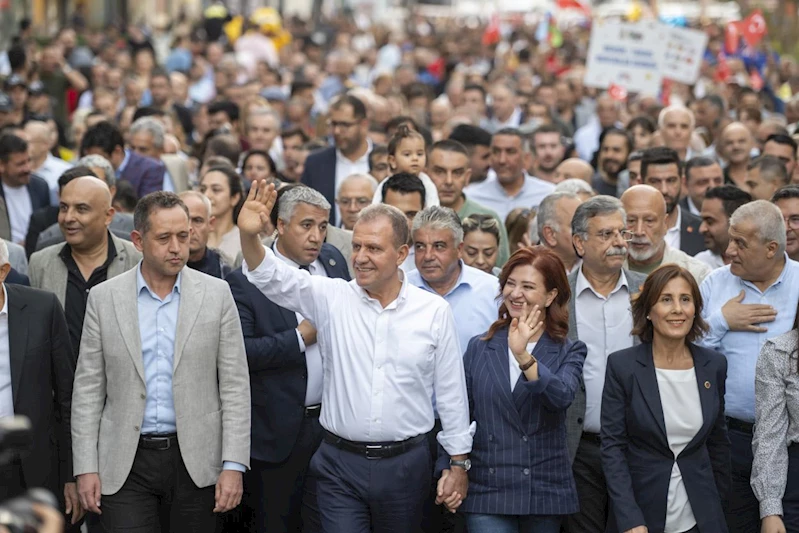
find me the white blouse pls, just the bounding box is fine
[508,342,536,391]
[656,367,703,533]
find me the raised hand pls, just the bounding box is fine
[238,180,277,237]
[508,303,543,359]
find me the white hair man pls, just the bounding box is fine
[658,105,697,161]
[537,191,584,273]
[130,117,190,192]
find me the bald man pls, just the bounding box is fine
[24,120,73,204]
[719,123,755,188]
[554,158,594,184]
[180,191,231,278]
[621,185,711,284]
[336,173,378,230]
[29,176,141,353]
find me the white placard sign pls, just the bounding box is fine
[658,24,709,85]
[584,21,663,95]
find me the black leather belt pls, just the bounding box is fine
[582,432,601,445]
[304,404,321,418]
[726,417,754,435]
[139,433,178,451]
[323,430,425,459]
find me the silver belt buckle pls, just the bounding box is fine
[365,445,383,460]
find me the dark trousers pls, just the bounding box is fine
[99,440,217,533]
[780,444,799,531]
[247,415,324,533]
[726,427,759,533]
[564,434,607,533]
[421,419,466,533]
[309,438,431,533]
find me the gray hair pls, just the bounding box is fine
[277,186,331,223]
[572,195,626,239]
[341,173,379,194]
[356,203,409,249]
[76,154,116,188]
[179,190,213,218]
[658,105,696,131]
[537,191,579,242]
[130,117,166,150]
[411,206,464,246]
[729,199,786,255]
[248,107,282,131]
[0,239,7,267]
[555,178,594,197]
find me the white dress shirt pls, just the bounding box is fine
[508,342,535,391]
[2,184,32,244]
[244,246,474,454]
[694,250,725,270]
[665,205,682,251]
[33,153,73,205]
[575,268,634,433]
[0,284,11,418]
[273,240,325,407]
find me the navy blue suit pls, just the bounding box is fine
[6,268,29,285]
[119,150,165,199]
[226,242,349,533]
[300,147,338,225]
[440,330,586,517]
[601,343,730,533]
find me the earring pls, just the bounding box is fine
[646,315,650,320]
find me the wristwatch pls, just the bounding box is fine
[450,458,472,471]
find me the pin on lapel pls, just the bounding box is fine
[704,381,711,389]
[329,259,336,266]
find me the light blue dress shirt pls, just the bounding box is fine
[463,173,555,222]
[136,264,244,472]
[407,262,500,353]
[698,256,799,422]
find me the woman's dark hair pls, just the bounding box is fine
[627,115,656,135]
[462,214,501,245]
[631,264,709,343]
[387,124,426,159]
[241,149,277,179]
[483,246,571,343]
[200,165,245,224]
[505,207,535,255]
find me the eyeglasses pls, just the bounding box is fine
[785,216,799,230]
[591,229,634,242]
[337,197,371,208]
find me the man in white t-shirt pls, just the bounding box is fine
[0,134,51,244]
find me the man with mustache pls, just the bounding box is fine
[696,185,753,269]
[720,122,756,188]
[620,185,711,284]
[640,147,704,256]
[590,128,632,198]
[564,196,647,533]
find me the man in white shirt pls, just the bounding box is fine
[381,173,426,272]
[537,191,584,274]
[239,182,473,533]
[0,134,51,245]
[565,195,646,533]
[23,120,72,204]
[697,185,752,269]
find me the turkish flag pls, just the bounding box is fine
[608,84,628,102]
[557,0,591,15]
[725,21,742,54]
[741,10,767,47]
[482,15,501,46]
[714,54,731,82]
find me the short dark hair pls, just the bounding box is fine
[113,180,138,212]
[449,124,492,148]
[772,184,799,203]
[631,264,709,343]
[684,156,719,183]
[764,133,798,158]
[58,166,98,191]
[599,127,633,155]
[80,121,125,157]
[369,144,388,171]
[241,149,277,177]
[627,115,656,135]
[463,84,487,99]
[0,134,28,162]
[133,191,189,235]
[430,139,469,158]
[382,173,426,208]
[705,185,752,218]
[530,124,563,152]
[641,146,682,180]
[133,106,167,122]
[208,100,240,123]
[205,135,242,167]
[330,94,367,120]
[386,116,418,134]
[748,155,789,185]
[150,68,170,84]
[7,45,26,72]
[290,80,314,97]
[281,128,309,144]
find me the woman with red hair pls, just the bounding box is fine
[436,246,586,533]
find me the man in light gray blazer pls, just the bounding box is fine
[71,191,251,533]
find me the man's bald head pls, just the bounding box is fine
[58,176,115,252]
[554,158,594,183]
[621,184,667,216]
[721,122,755,165]
[621,184,668,263]
[24,120,55,162]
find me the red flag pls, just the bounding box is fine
[482,15,501,46]
[556,0,591,15]
[750,69,764,90]
[714,54,731,83]
[608,84,628,102]
[725,21,742,54]
[741,10,767,47]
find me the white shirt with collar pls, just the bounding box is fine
[575,267,634,433]
[685,196,701,217]
[244,246,474,453]
[33,154,73,205]
[334,141,373,224]
[0,283,11,418]
[489,107,523,132]
[2,183,33,244]
[694,250,725,270]
[273,240,326,407]
[665,205,683,251]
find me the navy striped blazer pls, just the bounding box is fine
[440,329,587,516]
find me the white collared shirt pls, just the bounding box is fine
[244,246,474,453]
[0,284,12,418]
[694,250,725,270]
[33,154,73,204]
[665,205,683,251]
[575,267,634,433]
[334,142,372,224]
[273,240,326,406]
[685,196,701,217]
[2,183,33,244]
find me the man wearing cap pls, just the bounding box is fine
[0,93,16,130]
[5,74,28,126]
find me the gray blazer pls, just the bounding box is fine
[71,267,251,494]
[5,240,27,275]
[28,232,141,309]
[36,213,134,252]
[564,267,647,463]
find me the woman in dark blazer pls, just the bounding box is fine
[438,246,587,533]
[601,264,730,533]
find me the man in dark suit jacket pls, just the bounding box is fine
[679,208,705,256]
[301,94,371,226]
[0,133,50,244]
[227,185,349,533]
[80,121,163,199]
[0,240,79,524]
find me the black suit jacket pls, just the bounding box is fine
[25,205,59,258]
[226,243,350,463]
[300,147,338,225]
[601,343,730,533]
[680,208,705,256]
[0,175,51,241]
[5,284,75,492]
[6,268,29,285]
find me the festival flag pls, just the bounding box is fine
[725,21,742,55]
[556,0,591,16]
[482,15,501,46]
[740,10,767,47]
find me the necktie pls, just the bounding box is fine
[299,264,310,272]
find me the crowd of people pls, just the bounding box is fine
[2,5,799,533]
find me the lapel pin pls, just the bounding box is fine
[704,381,711,389]
[329,259,336,266]
[687,226,694,233]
